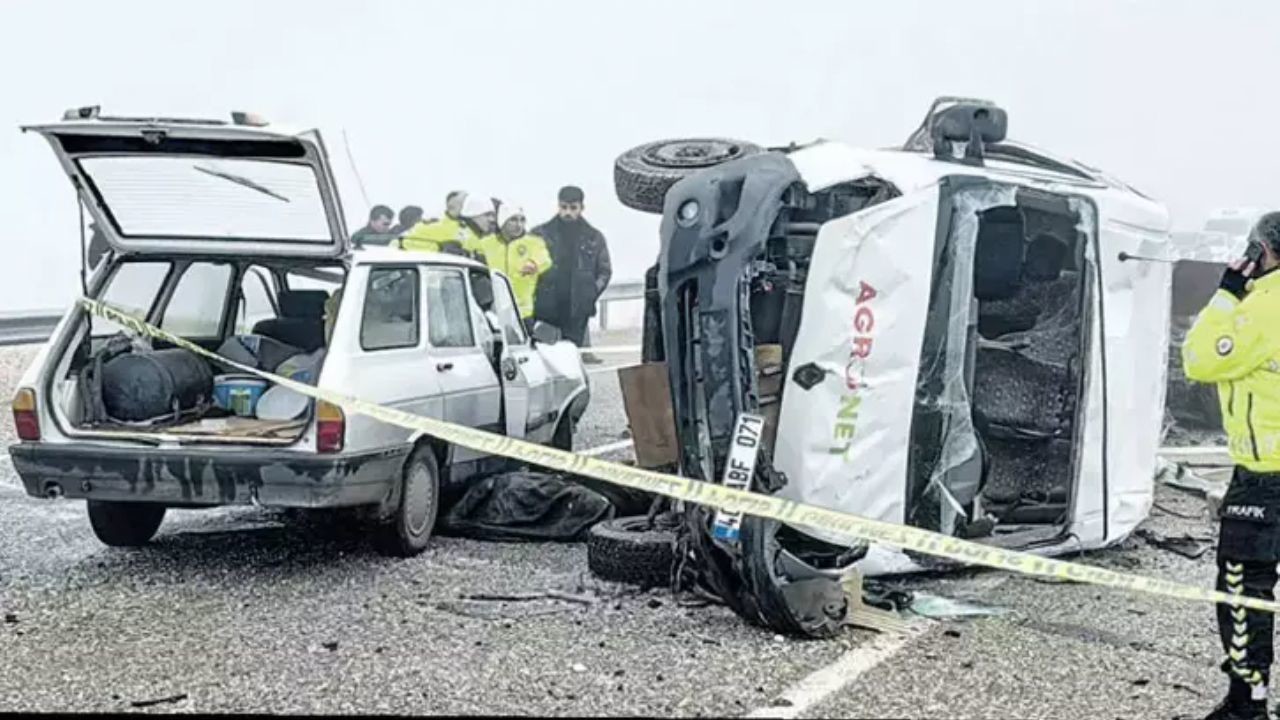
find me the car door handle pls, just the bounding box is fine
[436,362,454,372]
[517,356,529,365]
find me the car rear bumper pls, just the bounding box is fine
[8,442,409,508]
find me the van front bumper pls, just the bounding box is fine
[8,442,409,508]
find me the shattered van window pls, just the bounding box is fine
[78,156,332,242]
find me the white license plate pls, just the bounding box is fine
[711,412,766,543]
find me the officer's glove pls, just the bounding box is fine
[1220,263,1252,300]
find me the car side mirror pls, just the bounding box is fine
[530,321,562,345]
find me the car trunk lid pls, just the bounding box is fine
[24,117,350,259]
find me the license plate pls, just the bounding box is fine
[711,412,766,543]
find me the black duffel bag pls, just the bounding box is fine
[98,348,214,423]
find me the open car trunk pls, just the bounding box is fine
[49,259,346,447]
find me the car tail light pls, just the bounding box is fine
[12,388,40,442]
[316,400,345,453]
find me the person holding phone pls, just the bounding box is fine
[1185,212,1280,719]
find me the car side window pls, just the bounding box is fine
[161,261,233,337]
[235,266,277,335]
[493,274,527,346]
[94,261,171,337]
[361,267,420,351]
[426,268,476,348]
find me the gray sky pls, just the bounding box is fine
[2,0,1277,312]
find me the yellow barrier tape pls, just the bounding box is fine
[79,297,1278,614]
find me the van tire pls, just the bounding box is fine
[87,501,166,547]
[586,516,677,588]
[614,138,763,214]
[374,446,440,557]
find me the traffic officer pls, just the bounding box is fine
[401,193,496,256]
[469,203,552,319]
[1184,211,1280,720]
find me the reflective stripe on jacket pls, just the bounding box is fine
[469,233,552,318]
[1184,271,1280,472]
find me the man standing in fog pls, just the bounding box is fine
[534,185,611,357]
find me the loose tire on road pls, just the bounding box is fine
[374,446,441,557]
[86,501,166,547]
[586,516,677,588]
[614,138,763,214]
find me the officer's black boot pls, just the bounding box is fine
[1203,678,1267,719]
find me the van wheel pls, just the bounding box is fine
[587,516,678,588]
[551,415,573,452]
[614,138,763,214]
[86,501,166,547]
[374,447,440,557]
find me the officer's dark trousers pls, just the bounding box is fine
[1215,467,1280,691]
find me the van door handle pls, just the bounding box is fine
[436,362,454,372]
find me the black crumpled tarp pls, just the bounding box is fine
[438,471,653,542]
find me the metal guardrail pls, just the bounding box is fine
[597,280,643,331]
[0,310,63,347]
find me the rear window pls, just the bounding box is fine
[361,267,420,351]
[78,156,332,243]
[94,261,170,336]
[161,262,233,337]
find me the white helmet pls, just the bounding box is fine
[460,194,495,218]
[497,203,525,228]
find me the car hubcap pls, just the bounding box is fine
[404,464,433,537]
[643,140,743,169]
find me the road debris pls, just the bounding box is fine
[1135,528,1212,560]
[129,693,188,708]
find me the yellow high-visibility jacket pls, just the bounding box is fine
[400,217,474,253]
[1184,270,1280,472]
[469,233,552,318]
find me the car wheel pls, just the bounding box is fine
[586,515,677,588]
[374,446,441,557]
[86,501,166,547]
[614,138,763,214]
[551,415,573,452]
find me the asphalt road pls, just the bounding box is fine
[0,342,1248,718]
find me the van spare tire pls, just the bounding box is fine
[614,138,763,214]
[586,515,678,588]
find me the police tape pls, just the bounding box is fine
[79,297,1280,614]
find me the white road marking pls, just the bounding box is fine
[580,439,634,457]
[747,573,1012,718]
[746,622,930,719]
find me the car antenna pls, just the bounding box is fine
[342,129,372,214]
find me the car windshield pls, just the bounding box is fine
[77,156,332,242]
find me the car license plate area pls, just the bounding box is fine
[711,412,766,543]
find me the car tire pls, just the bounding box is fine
[374,446,441,557]
[586,515,677,588]
[551,415,573,452]
[86,501,166,547]
[614,138,763,214]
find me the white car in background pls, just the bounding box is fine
[8,109,589,556]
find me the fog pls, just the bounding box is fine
[2,0,1277,314]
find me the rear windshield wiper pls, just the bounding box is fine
[193,165,291,203]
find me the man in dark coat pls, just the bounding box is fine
[534,186,612,354]
[350,205,396,248]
